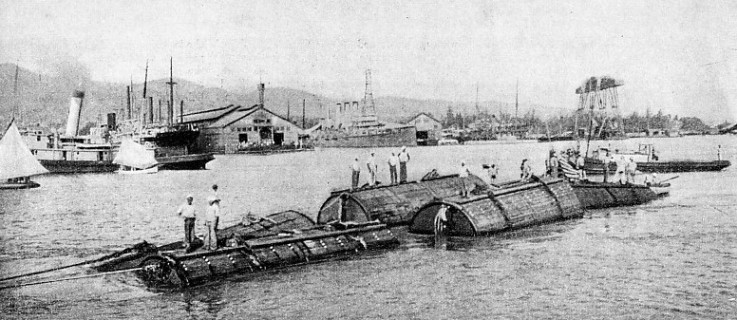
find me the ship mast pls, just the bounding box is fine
[13,64,20,125]
[166,57,177,124]
[142,60,148,100]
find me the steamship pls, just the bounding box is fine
[24,90,213,173]
[306,70,417,148]
[308,103,417,148]
[24,91,118,173]
[114,86,214,170]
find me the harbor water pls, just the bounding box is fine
[1,135,736,319]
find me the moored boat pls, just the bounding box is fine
[0,120,49,189]
[584,144,730,174]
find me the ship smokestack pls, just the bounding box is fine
[148,98,154,124]
[65,90,85,136]
[258,83,265,107]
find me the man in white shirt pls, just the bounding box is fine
[398,146,410,183]
[204,196,221,251]
[366,152,377,186]
[576,152,586,180]
[603,152,612,182]
[388,152,399,185]
[176,195,197,248]
[350,158,361,190]
[626,157,638,184]
[615,156,627,184]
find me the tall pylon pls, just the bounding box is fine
[363,69,375,115]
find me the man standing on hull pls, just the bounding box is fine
[398,146,410,183]
[205,196,221,251]
[176,195,197,249]
[388,152,399,185]
[366,151,377,186]
[350,158,361,190]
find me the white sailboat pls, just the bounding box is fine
[113,138,159,174]
[0,120,49,189]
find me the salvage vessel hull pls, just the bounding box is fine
[96,222,399,289]
[317,172,488,225]
[408,177,584,236]
[570,180,659,209]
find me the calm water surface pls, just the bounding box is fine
[1,136,736,319]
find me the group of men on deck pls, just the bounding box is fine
[546,149,586,180]
[175,184,222,251]
[351,146,411,190]
[547,148,642,184]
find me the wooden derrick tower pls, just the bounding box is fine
[575,76,626,141]
[362,69,376,115]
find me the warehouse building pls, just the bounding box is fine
[404,112,442,145]
[182,85,303,153]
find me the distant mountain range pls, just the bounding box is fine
[0,63,556,129]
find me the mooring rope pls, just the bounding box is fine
[0,242,150,283]
[0,267,142,291]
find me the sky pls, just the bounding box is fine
[2,0,737,123]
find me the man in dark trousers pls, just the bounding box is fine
[398,146,410,183]
[176,195,197,248]
[350,157,361,190]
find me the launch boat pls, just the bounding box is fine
[91,211,399,289]
[584,144,730,174]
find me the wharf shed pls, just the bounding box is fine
[182,104,303,153]
[403,112,442,146]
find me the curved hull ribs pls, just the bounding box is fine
[408,177,584,236]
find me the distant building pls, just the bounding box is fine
[404,112,442,145]
[182,104,302,153]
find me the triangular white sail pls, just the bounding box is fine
[113,139,158,169]
[0,121,49,180]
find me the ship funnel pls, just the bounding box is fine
[65,90,85,136]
